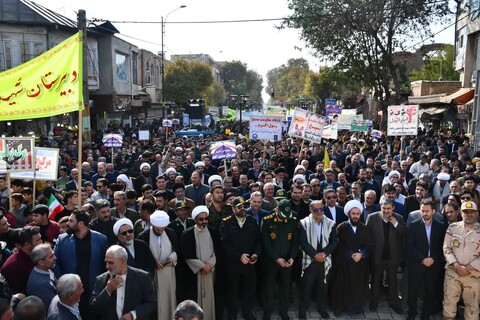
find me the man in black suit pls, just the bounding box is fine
[65,169,86,192]
[323,189,347,225]
[113,218,155,278]
[366,198,406,315]
[406,200,447,320]
[90,245,156,320]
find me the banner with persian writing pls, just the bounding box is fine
[10,147,59,179]
[288,108,311,138]
[0,137,34,172]
[387,105,419,136]
[0,33,83,120]
[210,140,237,160]
[303,113,326,143]
[249,116,283,141]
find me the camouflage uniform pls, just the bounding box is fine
[443,220,480,320]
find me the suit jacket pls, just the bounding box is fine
[47,295,78,320]
[65,179,86,191]
[90,266,156,320]
[406,218,447,273]
[117,239,156,278]
[247,168,263,182]
[110,208,141,225]
[324,205,347,225]
[167,218,195,245]
[366,211,406,266]
[185,184,210,205]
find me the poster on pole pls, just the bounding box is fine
[182,113,190,126]
[162,119,172,127]
[288,108,311,138]
[102,134,123,148]
[303,114,326,143]
[138,130,150,141]
[249,116,282,141]
[322,123,338,140]
[326,105,342,120]
[10,147,59,180]
[209,140,237,160]
[387,105,419,136]
[0,137,35,172]
[351,119,371,132]
[337,113,361,130]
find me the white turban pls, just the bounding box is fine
[344,200,363,217]
[113,218,133,235]
[293,174,306,184]
[140,162,151,171]
[208,175,223,186]
[195,161,205,168]
[192,205,209,220]
[150,210,170,228]
[437,172,450,181]
[294,165,306,174]
[175,147,183,152]
[388,170,401,179]
[117,174,129,185]
[166,168,177,175]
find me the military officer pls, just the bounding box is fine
[443,201,480,320]
[220,196,261,320]
[261,199,299,320]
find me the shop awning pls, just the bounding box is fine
[419,107,448,116]
[408,94,446,105]
[439,88,474,104]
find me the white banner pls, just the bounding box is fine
[10,147,59,180]
[249,116,283,141]
[288,108,311,138]
[337,114,362,130]
[304,113,326,143]
[138,130,150,140]
[322,123,338,140]
[387,105,419,136]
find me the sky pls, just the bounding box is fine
[36,0,456,102]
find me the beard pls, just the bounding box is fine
[124,239,133,245]
[235,209,246,217]
[350,218,360,226]
[66,225,78,235]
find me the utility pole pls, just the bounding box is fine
[161,15,165,120]
[77,9,87,207]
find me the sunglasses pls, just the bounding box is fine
[197,217,209,222]
[326,196,337,200]
[461,197,472,201]
[311,184,320,187]
[120,229,134,236]
[312,207,324,213]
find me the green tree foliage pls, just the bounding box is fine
[304,66,360,107]
[410,44,460,82]
[284,0,451,115]
[164,59,213,104]
[221,61,263,104]
[205,81,227,106]
[266,58,311,103]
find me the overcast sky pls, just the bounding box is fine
[36,0,455,101]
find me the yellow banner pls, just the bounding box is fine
[0,32,83,120]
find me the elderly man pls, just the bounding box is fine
[173,300,204,320]
[442,201,480,320]
[182,205,221,320]
[26,244,57,309]
[91,161,116,187]
[111,191,140,224]
[298,200,336,319]
[113,218,155,277]
[90,245,156,320]
[138,211,178,320]
[47,274,83,320]
[185,171,210,205]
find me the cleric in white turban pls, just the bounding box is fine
[343,200,363,217]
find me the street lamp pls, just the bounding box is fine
[161,5,186,119]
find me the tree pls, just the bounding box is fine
[266,58,311,103]
[164,59,213,104]
[284,0,451,125]
[205,81,226,106]
[221,61,263,104]
[410,44,460,81]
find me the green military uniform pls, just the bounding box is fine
[208,202,233,229]
[261,199,299,320]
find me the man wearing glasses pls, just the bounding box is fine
[298,200,336,319]
[114,218,155,278]
[323,189,347,225]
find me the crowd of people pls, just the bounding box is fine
[0,123,478,320]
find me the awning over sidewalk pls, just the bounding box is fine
[439,88,474,104]
[419,107,448,116]
[408,94,446,105]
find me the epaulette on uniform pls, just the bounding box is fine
[223,215,232,221]
[264,215,274,220]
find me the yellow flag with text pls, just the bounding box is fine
[0,32,83,120]
[323,149,330,169]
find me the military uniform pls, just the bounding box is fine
[220,197,261,320]
[208,203,233,229]
[261,200,299,320]
[443,218,480,320]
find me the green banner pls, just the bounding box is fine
[0,33,83,120]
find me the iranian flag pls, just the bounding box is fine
[48,194,64,221]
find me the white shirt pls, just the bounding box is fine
[115,273,137,320]
[328,206,336,221]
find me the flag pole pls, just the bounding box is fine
[78,9,87,208]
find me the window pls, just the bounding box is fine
[87,48,98,75]
[19,42,30,63]
[155,65,160,85]
[132,51,138,85]
[116,52,127,81]
[0,41,12,71]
